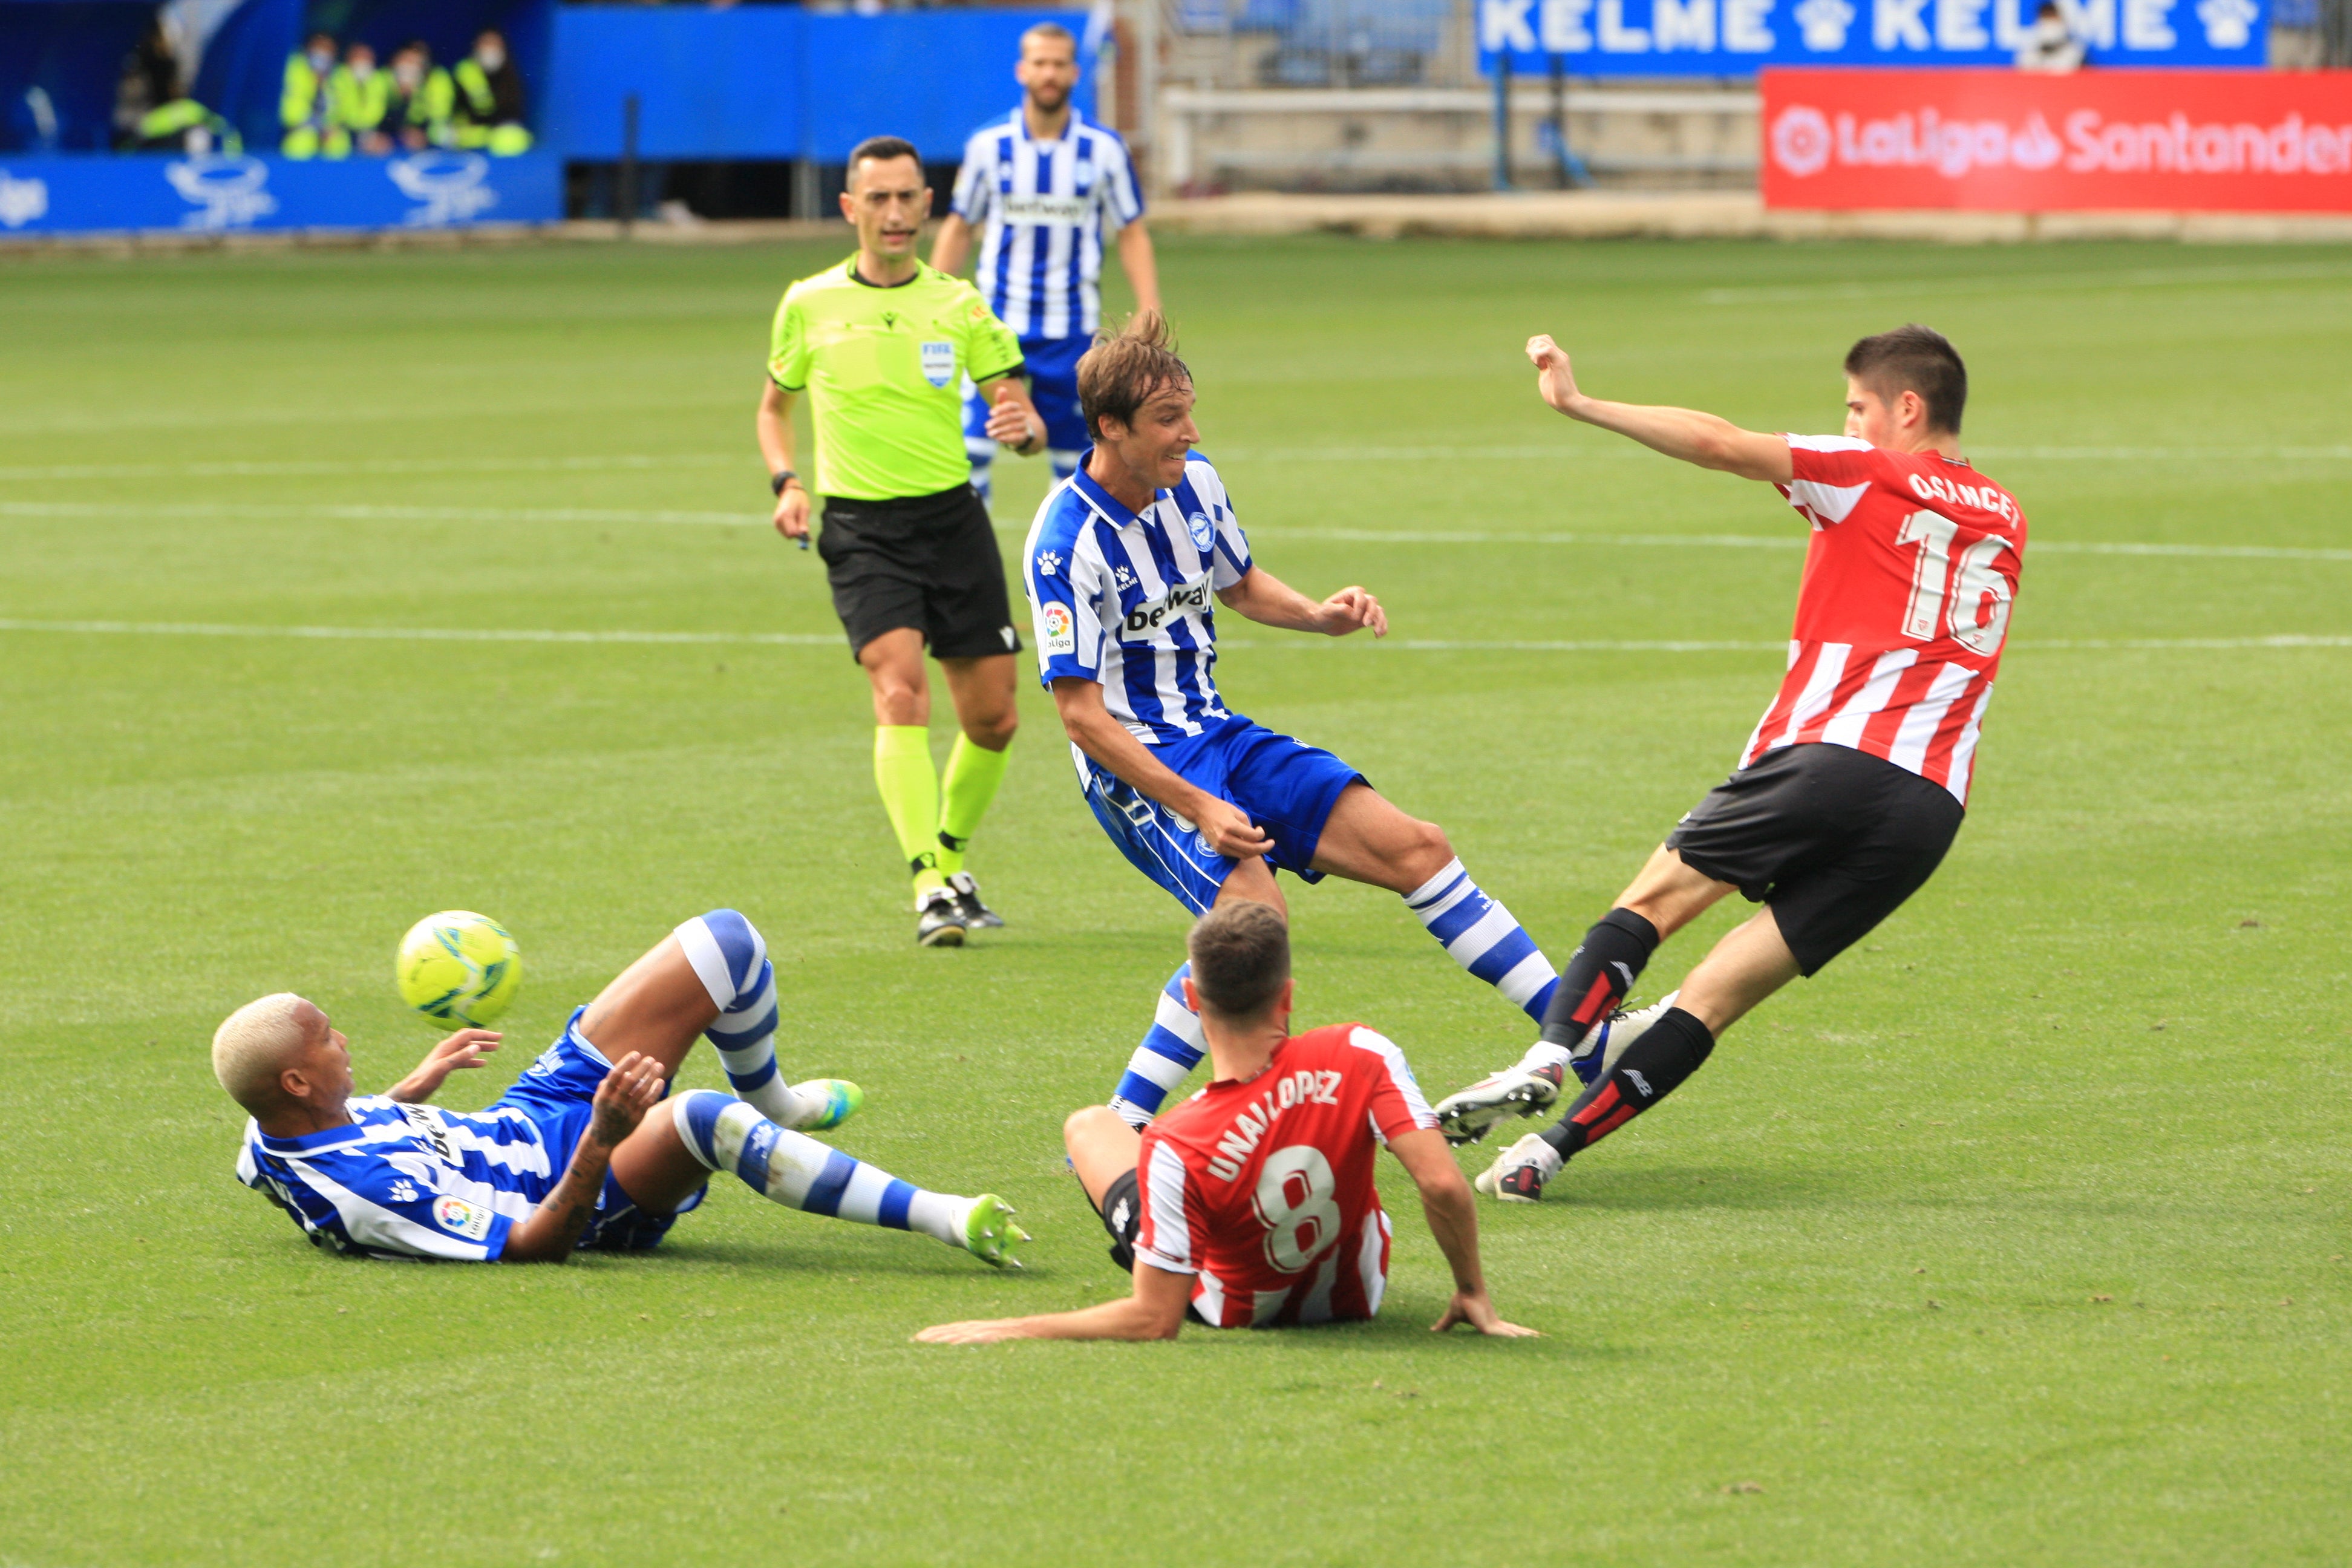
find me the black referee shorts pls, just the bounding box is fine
[815,483,1023,663]
[1665,742,1964,977]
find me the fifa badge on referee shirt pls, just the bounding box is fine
[921,341,956,388]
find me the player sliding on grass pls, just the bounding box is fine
[916,902,1535,1341]
[1024,313,1563,1129]
[216,910,1025,1266]
[1434,325,2027,1201]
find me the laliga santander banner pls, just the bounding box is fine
[1763,68,2352,211]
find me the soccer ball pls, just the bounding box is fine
[395,910,522,1027]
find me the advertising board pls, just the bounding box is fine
[1761,68,2352,211]
[1477,0,2268,75]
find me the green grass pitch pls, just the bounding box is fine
[2,234,2347,1567]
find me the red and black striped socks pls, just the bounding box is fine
[1540,1005,1717,1159]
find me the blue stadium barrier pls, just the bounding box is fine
[538,7,1096,162]
[0,149,562,240]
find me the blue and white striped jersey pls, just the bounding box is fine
[950,106,1144,342]
[236,1096,555,1261]
[1023,454,1252,745]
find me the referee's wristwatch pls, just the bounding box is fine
[769,469,800,496]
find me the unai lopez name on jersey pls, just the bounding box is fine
[1203,1068,1347,1183]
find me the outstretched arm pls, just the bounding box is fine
[500,1053,666,1263]
[1387,1128,1540,1337]
[387,1028,501,1104]
[915,1259,1193,1344]
[1526,334,1793,484]
[1216,566,1387,638]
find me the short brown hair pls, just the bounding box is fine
[846,135,921,188]
[1186,901,1290,1020]
[1078,311,1191,441]
[1021,21,1077,54]
[1844,324,1968,435]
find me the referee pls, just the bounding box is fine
[756,135,1047,947]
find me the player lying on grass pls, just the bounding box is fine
[916,902,1535,1341]
[1433,325,2027,1201]
[216,909,1025,1265]
[1023,312,1564,1129]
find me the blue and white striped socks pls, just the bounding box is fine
[1105,863,1555,1129]
[1402,858,1560,1024]
[671,1092,963,1247]
[1108,962,1208,1129]
[675,909,818,1129]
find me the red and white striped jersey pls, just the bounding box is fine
[1132,1024,1437,1330]
[1743,435,2028,805]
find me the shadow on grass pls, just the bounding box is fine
[1524,1161,1852,1214]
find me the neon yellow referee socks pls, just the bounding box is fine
[873,726,944,900]
[935,733,1011,878]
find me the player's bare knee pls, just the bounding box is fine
[1406,817,1452,879]
[965,708,1017,751]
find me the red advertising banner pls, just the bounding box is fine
[1762,68,2352,212]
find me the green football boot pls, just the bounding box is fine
[960,1194,1029,1269]
[785,1079,863,1134]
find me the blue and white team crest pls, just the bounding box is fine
[920,341,956,388]
[1186,510,1214,551]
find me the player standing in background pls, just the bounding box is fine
[1025,315,1564,1129]
[759,136,1050,947]
[930,22,1157,505]
[915,902,1534,1341]
[1437,325,2027,1201]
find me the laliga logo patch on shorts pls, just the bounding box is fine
[1040,601,1075,656]
[433,1195,492,1241]
[920,341,956,388]
[1186,511,1214,552]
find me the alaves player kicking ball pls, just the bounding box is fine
[1434,324,2026,1201]
[1024,312,1565,1129]
[218,909,1024,1266]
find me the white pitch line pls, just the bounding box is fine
[9,499,2347,564]
[1183,527,2352,564]
[0,619,840,647]
[1,619,2344,655]
[5,444,2346,485]
[0,500,757,528]
[0,452,740,483]
[1697,259,2352,305]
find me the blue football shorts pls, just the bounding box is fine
[1078,713,1365,915]
[491,1006,704,1250]
[964,332,1090,454]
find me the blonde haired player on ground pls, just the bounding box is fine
[917,903,1535,1342]
[757,136,1049,947]
[219,909,1024,1266]
[1435,325,2027,1201]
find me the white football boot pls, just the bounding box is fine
[1474,1133,1564,1203]
[1432,1054,1572,1146]
[1584,990,1678,1079]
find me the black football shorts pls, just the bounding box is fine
[1665,741,1964,976]
[1096,1166,1143,1273]
[816,483,1023,662]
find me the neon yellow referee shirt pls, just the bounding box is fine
[768,258,1026,502]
